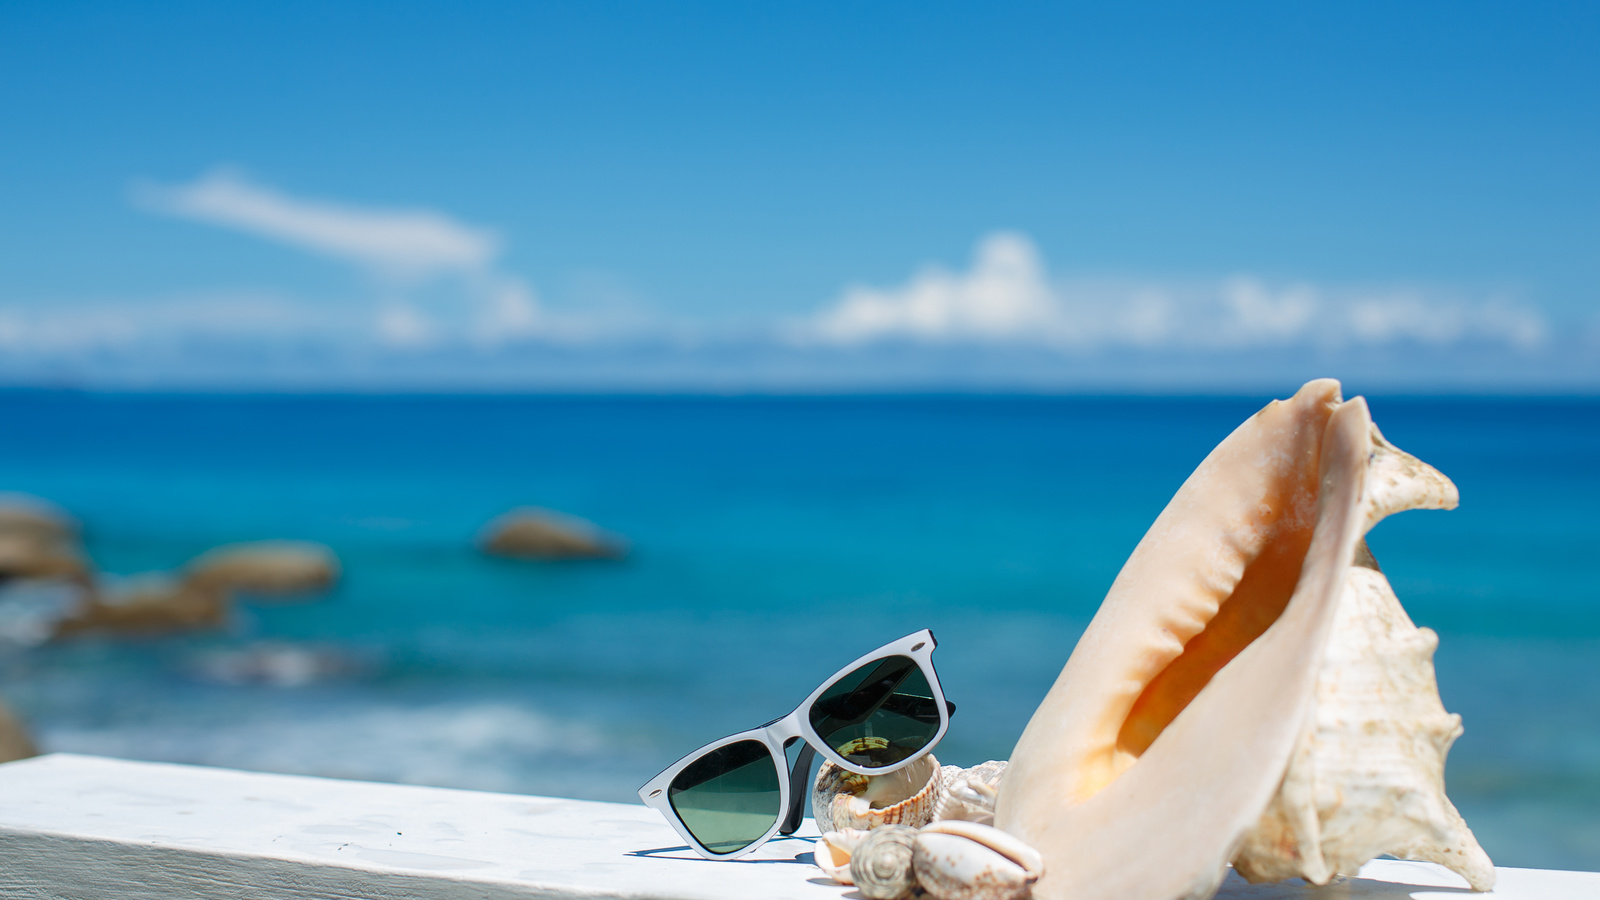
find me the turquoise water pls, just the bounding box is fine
[0,392,1596,869]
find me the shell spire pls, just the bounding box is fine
[1233,406,1492,889]
[1361,419,1459,529]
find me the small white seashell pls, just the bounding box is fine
[812,754,941,833]
[913,820,1044,900]
[813,829,869,885]
[851,825,919,900]
[933,760,1008,824]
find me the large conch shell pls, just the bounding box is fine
[813,754,941,832]
[994,379,1493,900]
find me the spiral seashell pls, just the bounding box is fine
[813,829,869,885]
[851,825,919,900]
[941,779,999,825]
[932,760,1008,824]
[811,753,941,833]
[913,820,1045,900]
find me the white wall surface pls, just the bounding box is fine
[0,754,1594,900]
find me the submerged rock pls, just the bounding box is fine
[0,495,339,639]
[479,508,628,561]
[53,542,341,638]
[0,578,87,647]
[54,576,229,636]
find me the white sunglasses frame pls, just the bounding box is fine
[637,628,950,860]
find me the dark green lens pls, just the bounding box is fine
[809,655,940,768]
[667,739,781,855]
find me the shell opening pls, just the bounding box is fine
[1114,525,1314,767]
[862,756,938,808]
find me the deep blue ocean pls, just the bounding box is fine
[0,392,1596,870]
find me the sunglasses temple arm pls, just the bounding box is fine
[778,742,817,835]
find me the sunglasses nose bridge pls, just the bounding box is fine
[761,708,806,745]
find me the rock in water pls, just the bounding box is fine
[54,577,229,636]
[0,493,77,542]
[0,493,90,583]
[479,508,627,560]
[0,534,89,582]
[0,697,37,763]
[51,542,339,639]
[183,541,340,597]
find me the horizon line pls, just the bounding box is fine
[4,383,1599,401]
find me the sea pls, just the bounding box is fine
[0,391,1595,870]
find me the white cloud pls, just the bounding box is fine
[0,293,325,353]
[798,232,1549,353]
[809,233,1061,344]
[376,305,437,348]
[133,169,499,279]
[1219,278,1318,345]
[471,277,543,345]
[1343,296,1546,350]
[131,169,556,348]
[1115,290,1176,347]
[6,204,1572,389]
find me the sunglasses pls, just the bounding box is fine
[638,628,953,860]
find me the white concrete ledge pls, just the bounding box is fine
[0,754,1595,900]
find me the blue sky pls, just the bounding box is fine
[1,1,1596,390]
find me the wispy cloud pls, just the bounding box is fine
[0,292,327,354]
[120,176,1554,362]
[795,232,1550,353]
[1345,294,1546,349]
[1218,278,1317,346]
[4,195,1585,390]
[133,169,499,278]
[131,169,552,348]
